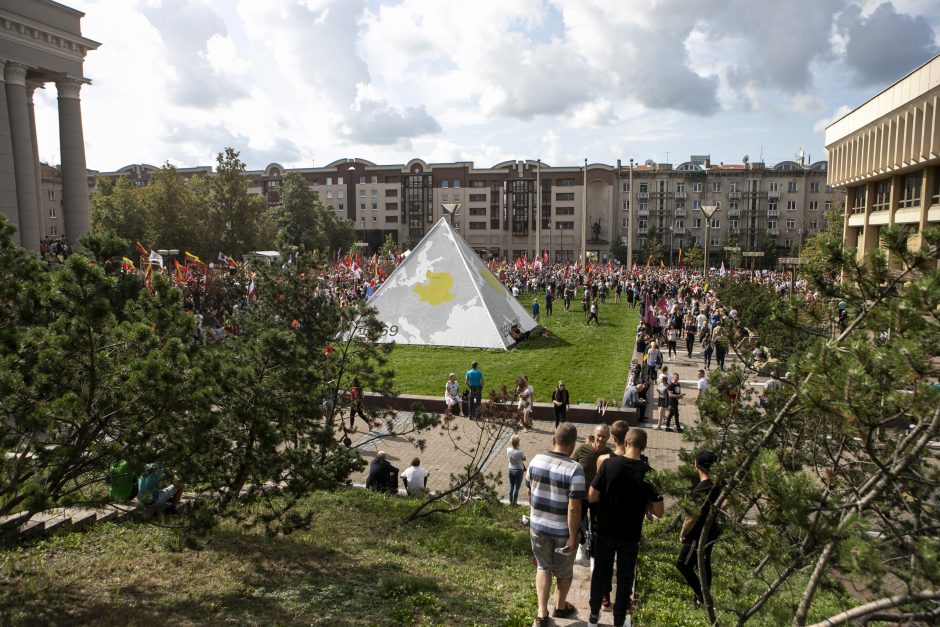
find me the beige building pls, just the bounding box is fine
[94,155,841,265]
[0,0,98,251]
[826,53,940,265]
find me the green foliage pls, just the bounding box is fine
[682,241,704,269]
[272,171,354,255]
[209,148,273,258]
[645,227,665,264]
[379,232,398,256]
[760,233,779,268]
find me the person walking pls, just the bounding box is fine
[665,373,685,433]
[551,380,569,428]
[702,334,714,370]
[528,423,585,626]
[587,299,599,325]
[677,451,721,606]
[545,289,554,316]
[531,298,540,323]
[587,424,664,627]
[685,315,697,358]
[506,435,527,505]
[466,361,484,418]
[666,326,677,359]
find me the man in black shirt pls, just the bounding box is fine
[587,423,664,627]
[665,373,685,433]
[677,450,720,605]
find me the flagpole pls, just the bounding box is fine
[535,158,541,265]
[581,158,587,264]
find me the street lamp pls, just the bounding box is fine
[700,204,718,277]
[627,158,634,269]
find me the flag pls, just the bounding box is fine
[644,298,658,327]
[218,252,237,269]
[121,257,134,271]
[543,250,548,265]
[148,250,164,269]
[645,255,652,268]
[656,296,668,315]
[659,260,665,268]
[174,259,184,283]
[135,241,148,256]
[719,261,727,276]
[185,251,205,266]
[247,274,257,299]
[631,262,638,274]
[678,246,683,264]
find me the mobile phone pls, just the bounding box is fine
[554,545,572,554]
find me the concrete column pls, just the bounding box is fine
[0,60,19,245]
[56,78,90,246]
[859,182,877,263]
[5,62,40,250]
[27,81,45,239]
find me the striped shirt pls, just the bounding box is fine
[527,451,586,537]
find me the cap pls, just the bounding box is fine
[695,450,717,471]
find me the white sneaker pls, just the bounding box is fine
[587,614,600,627]
[620,615,632,627]
[575,545,590,566]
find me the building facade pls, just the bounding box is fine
[94,156,841,265]
[826,53,940,265]
[0,0,98,251]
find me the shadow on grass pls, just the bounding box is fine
[508,333,572,351]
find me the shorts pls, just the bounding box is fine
[531,530,576,580]
[658,397,669,408]
[143,485,177,508]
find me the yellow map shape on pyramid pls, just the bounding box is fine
[480,266,503,294]
[413,271,455,305]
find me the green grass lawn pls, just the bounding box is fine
[387,297,639,405]
[0,491,853,626]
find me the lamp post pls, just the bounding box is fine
[700,204,718,277]
[627,158,634,269]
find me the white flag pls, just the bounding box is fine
[148,250,164,269]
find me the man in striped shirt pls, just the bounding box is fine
[527,423,585,626]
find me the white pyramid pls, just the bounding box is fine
[367,218,539,349]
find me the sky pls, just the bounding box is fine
[32,0,940,172]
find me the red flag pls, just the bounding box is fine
[644,297,658,327]
[656,296,668,315]
[543,250,548,265]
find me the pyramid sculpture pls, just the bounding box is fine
[367,218,538,349]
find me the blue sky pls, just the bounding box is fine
[33,0,940,171]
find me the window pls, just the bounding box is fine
[622,201,629,211]
[768,219,778,230]
[360,203,366,210]
[730,201,738,211]
[387,215,398,223]
[787,181,797,193]
[692,199,701,210]
[372,189,378,198]
[469,207,486,216]
[373,216,377,223]
[675,202,684,211]
[710,218,720,229]
[676,182,685,193]
[47,189,55,200]
[692,218,702,228]
[327,191,333,199]
[558,178,575,186]
[692,182,702,193]
[360,189,366,198]
[386,189,398,197]
[442,193,449,202]
[900,173,921,208]
[809,220,818,230]
[359,176,366,184]
[386,202,398,210]
[471,180,485,187]
[825,201,832,211]
[710,236,720,246]
[786,200,796,211]
[638,218,648,229]
[556,192,575,201]
[622,182,630,192]
[49,206,56,218]
[372,203,378,210]
[785,239,793,249]
[338,177,344,185]
[339,203,344,210]
[556,207,575,215]
[639,202,648,212]
[810,181,819,192]
[558,221,575,230]
[786,219,796,229]
[50,225,56,236]
[326,177,333,185]
[453,180,460,188]
[657,180,667,192]
[712,181,721,192]
[469,193,487,202]
[337,191,344,199]
[371,175,378,184]
[442,180,449,188]
[675,218,685,228]
[639,183,648,193]
[809,200,819,211]
[730,218,738,229]
[769,182,780,192]
[730,182,738,192]
[622,217,628,228]
[469,222,487,230]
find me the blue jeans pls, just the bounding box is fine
[590,535,639,626]
[469,385,483,417]
[508,468,524,505]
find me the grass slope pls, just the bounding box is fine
[387,298,639,405]
[0,490,853,626]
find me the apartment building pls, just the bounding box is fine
[825,53,940,266]
[90,155,841,264]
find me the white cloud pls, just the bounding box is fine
[814,104,854,133]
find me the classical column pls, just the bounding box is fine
[5,62,40,250]
[56,77,90,246]
[0,60,19,245]
[27,81,45,239]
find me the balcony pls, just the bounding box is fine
[768,208,780,217]
[637,209,649,217]
[638,227,649,235]
[675,191,686,199]
[729,191,741,200]
[768,190,781,199]
[674,208,686,217]
[728,208,740,217]
[767,228,779,236]
[637,192,650,199]
[673,227,687,236]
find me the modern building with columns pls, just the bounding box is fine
[826,53,940,265]
[0,0,97,251]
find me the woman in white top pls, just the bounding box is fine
[444,373,460,417]
[506,435,527,505]
[655,374,669,430]
[517,376,534,431]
